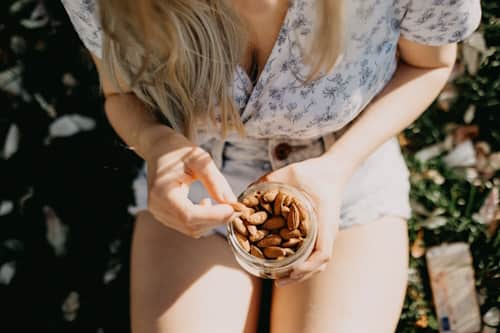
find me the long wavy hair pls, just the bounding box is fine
[98,0,344,141]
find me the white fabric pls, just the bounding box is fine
[62,0,480,231]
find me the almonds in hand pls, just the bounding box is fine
[232,186,311,261]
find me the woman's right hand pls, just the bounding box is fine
[144,128,236,238]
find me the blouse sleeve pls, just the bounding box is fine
[400,0,482,46]
[60,0,103,58]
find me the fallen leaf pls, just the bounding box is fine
[0,66,23,95]
[411,230,425,258]
[443,140,477,168]
[416,315,428,328]
[463,105,476,124]
[62,291,80,322]
[423,170,445,185]
[483,307,500,327]
[437,83,457,111]
[0,201,14,216]
[422,216,448,229]
[453,125,479,145]
[0,262,16,285]
[415,143,445,162]
[472,188,499,225]
[34,93,56,118]
[103,262,122,284]
[43,206,67,256]
[49,114,96,138]
[462,32,496,75]
[2,124,20,159]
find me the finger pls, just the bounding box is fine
[194,161,237,203]
[290,224,333,279]
[187,203,235,227]
[275,270,314,287]
[165,185,233,226]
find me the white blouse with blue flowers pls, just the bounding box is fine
[62,0,481,228]
[61,0,480,142]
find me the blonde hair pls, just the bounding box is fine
[98,0,344,141]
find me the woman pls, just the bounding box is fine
[62,0,481,332]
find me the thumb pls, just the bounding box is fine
[194,161,237,203]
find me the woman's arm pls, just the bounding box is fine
[91,54,236,236]
[91,54,176,160]
[324,38,457,180]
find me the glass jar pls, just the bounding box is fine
[226,182,318,279]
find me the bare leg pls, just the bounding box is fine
[270,216,409,333]
[131,211,262,333]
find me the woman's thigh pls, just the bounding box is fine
[270,216,409,333]
[130,210,262,333]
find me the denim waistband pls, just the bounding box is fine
[205,130,342,172]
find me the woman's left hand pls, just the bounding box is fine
[252,155,347,286]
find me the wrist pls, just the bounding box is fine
[320,145,359,185]
[138,123,176,160]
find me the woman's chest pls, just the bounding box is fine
[235,0,290,83]
[200,0,408,144]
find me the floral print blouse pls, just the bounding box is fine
[61,0,481,146]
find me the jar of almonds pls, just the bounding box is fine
[227,182,318,279]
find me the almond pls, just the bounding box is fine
[283,194,293,206]
[235,232,250,252]
[281,205,290,219]
[292,198,308,221]
[249,229,269,242]
[299,218,310,236]
[279,228,301,240]
[262,216,286,230]
[263,246,287,259]
[246,224,258,237]
[242,194,260,207]
[250,245,265,258]
[287,203,300,230]
[260,202,273,214]
[231,217,247,236]
[262,189,279,202]
[256,234,282,248]
[241,207,255,220]
[283,248,295,256]
[246,211,268,225]
[273,191,284,215]
[282,238,301,248]
[230,202,254,220]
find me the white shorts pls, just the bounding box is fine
[131,133,411,236]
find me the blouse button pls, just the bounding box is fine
[274,143,292,161]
